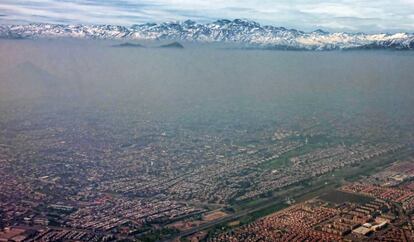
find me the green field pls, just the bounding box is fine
[260,142,328,170]
[319,190,374,205]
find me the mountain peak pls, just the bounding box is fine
[312,29,329,35]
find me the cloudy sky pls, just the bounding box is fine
[1,0,414,33]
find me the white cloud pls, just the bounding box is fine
[0,0,413,32]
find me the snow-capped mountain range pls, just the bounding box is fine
[1,19,413,50]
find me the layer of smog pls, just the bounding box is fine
[1,38,414,241]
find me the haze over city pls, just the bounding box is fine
[1,1,414,242]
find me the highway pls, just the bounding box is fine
[162,197,286,241]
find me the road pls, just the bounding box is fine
[162,197,286,241]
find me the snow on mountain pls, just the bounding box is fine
[1,19,413,50]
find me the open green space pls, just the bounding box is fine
[320,190,374,205]
[260,134,360,170]
[260,142,327,170]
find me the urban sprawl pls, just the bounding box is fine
[0,100,414,241]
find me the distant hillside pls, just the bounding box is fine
[0,62,62,100]
[112,42,145,48]
[159,42,184,49]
